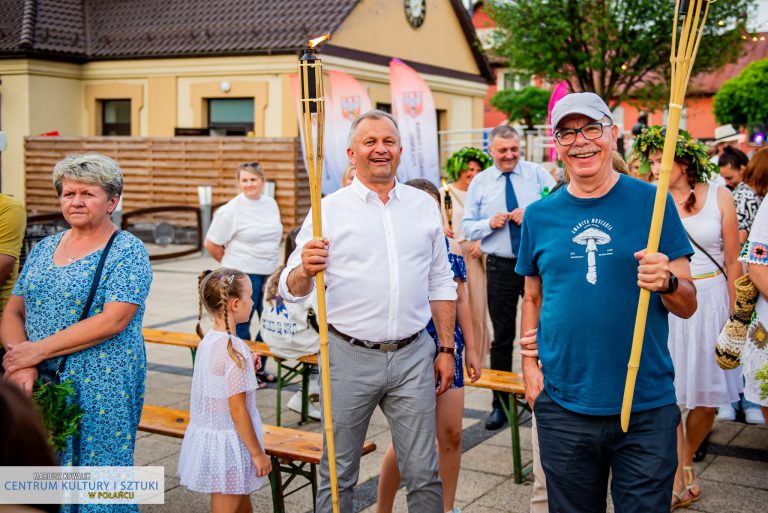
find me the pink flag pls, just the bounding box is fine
[548,81,569,162]
[326,70,372,192]
[389,59,440,185]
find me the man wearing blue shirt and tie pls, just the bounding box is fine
[462,125,556,429]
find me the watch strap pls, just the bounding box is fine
[437,346,455,355]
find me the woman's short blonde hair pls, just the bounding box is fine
[341,164,356,185]
[238,162,265,180]
[52,153,123,198]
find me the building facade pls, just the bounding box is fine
[0,0,492,199]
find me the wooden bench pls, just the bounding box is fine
[140,404,376,513]
[464,368,531,484]
[142,328,318,426]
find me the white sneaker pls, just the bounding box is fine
[745,408,766,425]
[715,405,736,421]
[287,391,322,421]
[308,378,320,401]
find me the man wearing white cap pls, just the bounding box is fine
[711,124,742,164]
[516,92,698,512]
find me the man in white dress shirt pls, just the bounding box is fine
[279,110,457,513]
[462,125,556,430]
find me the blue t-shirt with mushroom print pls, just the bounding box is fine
[515,174,693,415]
[13,230,152,512]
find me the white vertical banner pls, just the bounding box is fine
[326,70,372,193]
[389,58,440,185]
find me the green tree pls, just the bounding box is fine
[490,86,551,129]
[714,58,768,128]
[487,0,753,108]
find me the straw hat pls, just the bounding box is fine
[714,124,740,143]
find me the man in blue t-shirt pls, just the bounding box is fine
[516,92,697,513]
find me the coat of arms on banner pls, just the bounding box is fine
[403,91,423,117]
[340,96,361,121]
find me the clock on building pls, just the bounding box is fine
[404,0,426,29]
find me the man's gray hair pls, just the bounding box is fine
[52,153,124,198]
[348,109,400,146]
[489,125,520,145]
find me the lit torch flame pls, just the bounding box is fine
[308,33,331,48]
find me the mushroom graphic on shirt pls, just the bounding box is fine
[572,227,611,285]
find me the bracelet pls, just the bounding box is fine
[437,346,455,355]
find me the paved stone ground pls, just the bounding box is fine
[138,255,768,513]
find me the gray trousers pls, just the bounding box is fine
[316,330,443,513]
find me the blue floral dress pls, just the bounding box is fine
[426,238,467,388]
[13,231,152,513]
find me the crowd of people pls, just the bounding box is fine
[1,93,767,513]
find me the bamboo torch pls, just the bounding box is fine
[620,0,712,432]
[297,33,340,512]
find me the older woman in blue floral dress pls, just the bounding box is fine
[1,153,152,512]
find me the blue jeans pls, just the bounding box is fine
[535,390,679,513]
[235,273,266,341]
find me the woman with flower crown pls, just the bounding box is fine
[441,147,493,357]
[634,127,742,509]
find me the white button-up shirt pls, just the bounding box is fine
[279,177,457,342]
[461,162,556,258]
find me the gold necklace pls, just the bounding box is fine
[62,232,80,262]
[62,230,109,263]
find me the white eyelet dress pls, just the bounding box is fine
[668,183,742,408]
[178,330,267,494]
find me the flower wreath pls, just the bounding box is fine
[632,125,718,183]
[445,147,493,182]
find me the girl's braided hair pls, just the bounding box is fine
[197,268,248,369]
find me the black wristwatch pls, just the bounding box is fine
[659,271,679,295]
[437,346,455,355]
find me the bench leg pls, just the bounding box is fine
[311,463,318,513]
[501,394,523,484]
[275,360,283,427]
[300,363,310,425]
[268,456,285,513]
[188,347,197,366]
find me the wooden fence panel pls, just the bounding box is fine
[24,136,310,235]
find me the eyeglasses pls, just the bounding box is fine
[239,161,262,169]
[554,122,613,146]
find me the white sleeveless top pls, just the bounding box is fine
[682,183,724,277]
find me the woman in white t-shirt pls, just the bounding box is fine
[205,162,283,382]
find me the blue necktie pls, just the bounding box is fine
[504,172,521,255]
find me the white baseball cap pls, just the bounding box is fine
[551,92,613,131]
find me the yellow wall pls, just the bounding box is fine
[147,77,177,136]
[0,71,30,199]
[0,60,84,198]
[332,0,480,76]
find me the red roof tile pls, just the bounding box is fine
[0,0,360,59]
[689,34,768,94]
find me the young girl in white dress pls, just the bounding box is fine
[178,268,271,513]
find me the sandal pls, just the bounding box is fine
[683,466,701,503]
[256,377,268,390]
[256,370,277,383]
[671,488,692,511]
